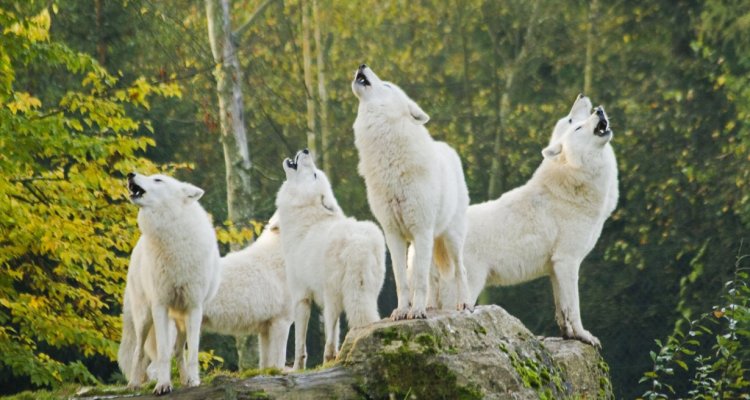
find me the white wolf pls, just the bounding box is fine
[118,173,220,394]
[351,64,471,320]
[276,149,386,369]
[201,212,293,369]
[120,215,292,378]
[431,102,618,347]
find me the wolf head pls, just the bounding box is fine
[542,106,613,169]
[351,64,430,125]
[277,149,340,217]
[550,93,593,143]
[127,172,204,209]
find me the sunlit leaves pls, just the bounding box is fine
[0,6,177,388]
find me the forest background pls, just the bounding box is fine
[1,0,749,398]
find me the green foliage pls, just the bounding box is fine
[0,5,179,389]
[640,249,750,399]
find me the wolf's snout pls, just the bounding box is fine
[302,148,309,155]
[595,106,604,117]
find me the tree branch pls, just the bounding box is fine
[232,0,281,39]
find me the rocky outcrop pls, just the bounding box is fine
[96,305,613,399]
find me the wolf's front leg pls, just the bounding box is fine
[150,304,173,395]
[551,259,600,348]
[183,306,203,387]
[407,231,435,319]
[292,299,311,370]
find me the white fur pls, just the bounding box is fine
[201,213,293,369]
[351,65,471,320]
[122,215,292,378]
[431,102,618,347]
[276,150,385,370]
[117,173,220,394]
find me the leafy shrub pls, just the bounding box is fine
[641,247,750,399]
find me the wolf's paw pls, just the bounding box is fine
[390,306,410,321]
[323,346,337,363]
[406,307,427,319]
[564,330,601,349]
[457,302,474,312]
[153,381,172,395]
[577,331,601,348]
[185,376,200,388]
[293,355,307,370]
[126,383,141,391]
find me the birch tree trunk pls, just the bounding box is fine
[312,0,331,177]
[301,0,317,159]
[206,0,257,370]
[205,0,254,250]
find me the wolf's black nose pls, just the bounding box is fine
[595,106,604,116]
[302,148,309,155]
[359,64,367,70]
[577,93,584,99]
[127,172,135,179]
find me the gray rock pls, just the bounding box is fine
[95,305,613,399]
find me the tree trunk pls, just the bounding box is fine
[301,0,317,159]
[486,0,541,200]
[458,0,475,145]
[487,84,512,200]
[94,0,106,65]
[205,0,253,250]
[584,0,598,95]
[312,0,331,177]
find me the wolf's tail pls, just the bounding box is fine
[432,237,454,278]
[117,304,136,381]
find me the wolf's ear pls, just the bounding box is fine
[570,95,592,122]
[542,142,563,159]
[182,183,205,203]
[407,99,429,125]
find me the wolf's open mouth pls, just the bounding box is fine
[594,108,611,137]
[594,119,611,137]
[355,71,370,86]
[129,181,146,199]
[286,158,298,170]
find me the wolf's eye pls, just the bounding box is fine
[154,178,163,183]
[313,172,317,179]
[383,84,391,89]
[568,118,572,123]
[575,126,582,131]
